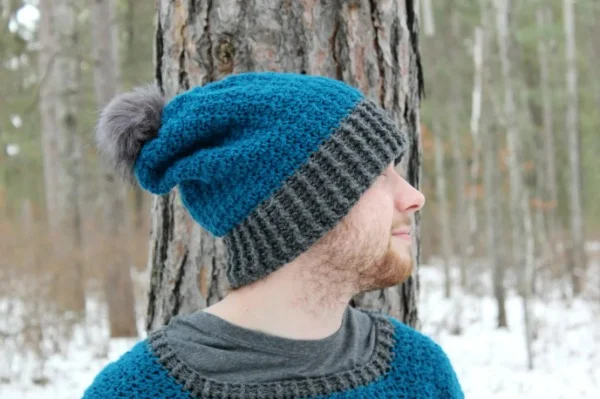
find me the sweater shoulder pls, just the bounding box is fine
[386,316,450,358]
[384,315,464,398]
[82,338,192,399]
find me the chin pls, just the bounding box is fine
[359,247,413,292]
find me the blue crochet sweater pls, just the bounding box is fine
[83,312,463,398]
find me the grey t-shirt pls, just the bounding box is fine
[165,306,376,383]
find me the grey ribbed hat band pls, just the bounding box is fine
[223,99,407,289]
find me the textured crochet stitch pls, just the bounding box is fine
[83,312,463,398]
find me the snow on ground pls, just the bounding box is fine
[419,264,600,399]
[1,260,599,398]
[0,297,144,399]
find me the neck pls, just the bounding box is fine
[203,261,356,340]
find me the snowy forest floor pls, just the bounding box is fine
[1,250,599,399]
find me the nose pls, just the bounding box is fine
[394,175,425,213]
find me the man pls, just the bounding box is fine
[85,72,463,398]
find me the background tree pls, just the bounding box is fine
[39,0,86,315]
[494,0,535,369]
[90,0,137,338]
[563,0,586,295]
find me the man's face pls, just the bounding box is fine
[310,162,426,293]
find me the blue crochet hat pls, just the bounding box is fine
[96,72,407,288]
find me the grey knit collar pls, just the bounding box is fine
[148,310,397,398]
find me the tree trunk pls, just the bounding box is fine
[90,0,138,338]
[421,0,435,37]
[536,7,558,214]
[531,6,557,294]
[433,122,453,299]
[480,0,508,328]
[563,0,586,296]
[447,9,469,290]
[467,23,483,263]
[44,0,86,315]
[38,0,59,230]
[485,121,507,328]
[147,0,424,331]
[480,0,507,328]
[587,11,600,112]
[494,0,535,370]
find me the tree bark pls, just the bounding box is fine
[563,0,586,296]
[147,0,424,331]
[90,0,138,338]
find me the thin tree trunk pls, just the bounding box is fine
[482,14,511,330]
[421,0,435,37]
[563,0,586,296]
[467,23,483,263]
[495,0,535,369]
[51,0,86,315]
[90,0,138,338]
[447,10,469,290]
[517,12,546,298]
[588,0,600,109]
[433,122,453,299]
[470,26,483,166]
[587,36,600,112]
[537,7,558,222]
[485,122,507,328]
[480,0,507,328]
[535,6,558,287]
[447,106,468,288]
[38,0,59,230]
[147,0,425,331]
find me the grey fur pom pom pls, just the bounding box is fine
[95,85,165,184]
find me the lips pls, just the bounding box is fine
[392,228,411,242]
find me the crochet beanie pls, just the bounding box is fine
[96,72,407,289]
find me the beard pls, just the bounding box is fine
[308,215,414,295]
[356,236,413,293]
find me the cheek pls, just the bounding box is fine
[371,198,394,227]
[347,189,394,238]
[364,206,393,241]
